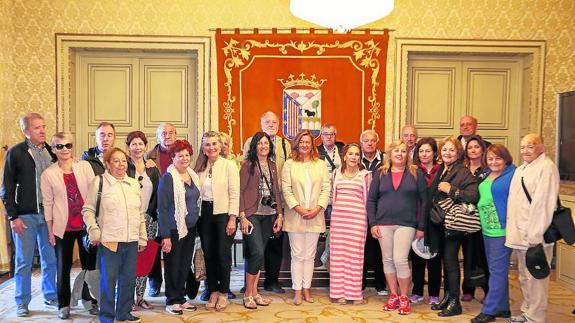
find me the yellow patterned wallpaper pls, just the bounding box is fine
[1,0,574,156]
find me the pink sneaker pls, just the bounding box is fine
[428,296,440,305]
[398,295,410,315]
[383,294,399,311]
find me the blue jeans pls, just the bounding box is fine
[481,235,511,315]
[12,213,57,305]
[98,242,138,323]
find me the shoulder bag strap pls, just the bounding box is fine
[281,137,287,162]
[95,174,103,218]
[520,176,532,204]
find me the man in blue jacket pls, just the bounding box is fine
[0,113,58,316]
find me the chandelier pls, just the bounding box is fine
[290,0,395,32]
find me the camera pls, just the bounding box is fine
[261,195,277,209]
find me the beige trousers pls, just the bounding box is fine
[514,244,553,323]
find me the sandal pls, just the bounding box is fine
[337,298,347,305]
[303,289,314,303]
[137,298,153,310]
[215,295,229,312]
[253,294,271,306]
[206,292,219,310]
[243,296,257,309]
[352,299,367,305]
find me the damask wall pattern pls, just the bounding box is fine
[1,0,574,157]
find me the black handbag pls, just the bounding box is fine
[82,175,103,254]
[521,177,575,244]
[430,203,445,225]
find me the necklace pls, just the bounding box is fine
[343,169,359,179]
[208,165,213,178]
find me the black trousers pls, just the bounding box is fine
[362,235,386,291]
[410,249,442,297]
[264,229,284,287]
[55,230,90,308]
[199,202,234,294]
[461,231,489,296]
[443,230,470,298]
[163,227,196,305]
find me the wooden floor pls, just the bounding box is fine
[0,266,574,322]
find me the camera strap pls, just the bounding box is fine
[257,160,274,196]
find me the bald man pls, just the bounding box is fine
[506,134,559,323]
[458,115,491,149]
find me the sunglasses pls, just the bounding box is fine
[54,143,73,150]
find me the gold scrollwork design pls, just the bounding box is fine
[220,36,384,134]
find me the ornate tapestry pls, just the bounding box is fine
[215,28,390,148]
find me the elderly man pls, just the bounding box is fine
[0,113,58,316]
[81,122,116,175]
[358,129,387,296]
[148,122,177,175]
[505,134,559,323]
[458,115,491,148]
[243,111,291,294]
[401,125,418,162]
[317,123,345,174]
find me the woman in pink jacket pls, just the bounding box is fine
[41,132,95,319]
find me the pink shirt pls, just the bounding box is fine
[391,171,403,190]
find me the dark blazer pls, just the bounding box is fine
[81,147,105,175]
[127,160,160,220]
[0,140,56,220]
[239,160,282,217]
[317,142,345,161]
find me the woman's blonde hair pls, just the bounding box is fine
[219,131,233,157]
[379,139,417,177]
[290,130,319,162]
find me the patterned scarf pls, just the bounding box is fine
[167,164,193,239]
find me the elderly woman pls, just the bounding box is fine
[239,131,283,309]
[41,132,95,319]
[194,131,240,311]
[471,144,516,323]
[367,140,427,315]
[329,143,370,305]
[82,147,147,323]
[125,131,161,311]
[426,136,479,318]
[282,129,330,305]
[157,140,200,315]
[461,135,490,302]
[410,137,442,306]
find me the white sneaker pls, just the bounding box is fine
[377,289,389,296]
[165,304,183,315]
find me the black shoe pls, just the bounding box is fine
[267,283,285,294]
[199,288,210,302]
[495,310,512,318]
[228,291,237,300]
[240,286,246,293]
[148,287,160,297]
[121,314,141,322]
[431,294,450,311]
[471,313,496,323]
[438,297,462,317]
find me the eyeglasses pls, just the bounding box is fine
[137,175,143,189]
[54,143,73,150]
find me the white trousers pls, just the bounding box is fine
[288,232,320,290]
[377,225,415,279]
[515,245,553,323]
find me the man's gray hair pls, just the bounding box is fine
[360,129,379,142]
[19,112,43,131]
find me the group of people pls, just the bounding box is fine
[0,112,559,323]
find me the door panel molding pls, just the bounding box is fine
[55,34,210,152]
[394,38,545,141]
[410,66,457,129]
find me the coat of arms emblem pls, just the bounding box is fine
[279,73,326,140]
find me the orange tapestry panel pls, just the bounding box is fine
[215,28,390,149]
